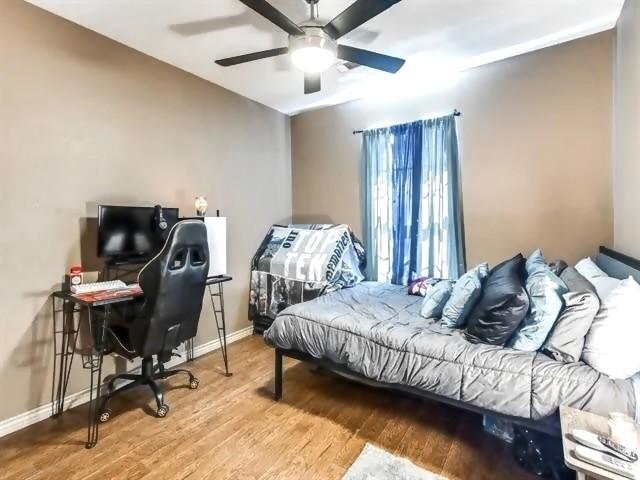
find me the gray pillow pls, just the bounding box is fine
[441,263,489,328]
[543,291,600,363]
[560,267,597,295]
[509,249,568,351]
[420,280,454,319]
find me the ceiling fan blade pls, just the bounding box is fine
[337,45,405,73]
[215,47,289,67]
[324,0,402,40]
[237,0,304,36]
[304,73,321,94]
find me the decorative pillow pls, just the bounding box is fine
[407,277,441,297]
[560,267,597,295]
[441,263,489,328]
[542,291,600,363]
[420,280,454,319]
[509,250,568,351]
[582,277,640,379]
[464,254,529,345]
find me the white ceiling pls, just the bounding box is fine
[27,0,624,115]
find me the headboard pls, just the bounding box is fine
[595,246,640,283]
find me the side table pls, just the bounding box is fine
[560,406,639,480]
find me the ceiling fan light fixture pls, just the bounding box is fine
[215,0,407,95]
[291,47,336,73]
[289,27,337,73]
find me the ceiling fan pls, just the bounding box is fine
[215,0,406,95]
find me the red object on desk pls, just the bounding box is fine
[73,285,144,303]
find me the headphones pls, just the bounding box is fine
[154,205,168,231]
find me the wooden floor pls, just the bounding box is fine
[0,335,536,480]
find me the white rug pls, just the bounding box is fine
[342,443,445,480]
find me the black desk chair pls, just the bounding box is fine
[99,220,209,421]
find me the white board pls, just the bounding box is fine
[204,217,227,277]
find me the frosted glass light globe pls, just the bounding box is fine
[291,46,336,73]
[289,27,338,74]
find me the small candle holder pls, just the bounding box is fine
[195,196,208,217]
[609,412,639,450]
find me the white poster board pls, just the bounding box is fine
[204,217,227,277]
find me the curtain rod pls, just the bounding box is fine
[352,109,461,135]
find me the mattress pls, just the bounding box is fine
[264,282,637,421]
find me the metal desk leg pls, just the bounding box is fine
[208,283,232,377]
[52,297,80,417]
[85,305,108,449]
[275,349,283,401]
[186,337,195,362]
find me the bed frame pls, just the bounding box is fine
[274,347,561,435]
[271,246,640,437]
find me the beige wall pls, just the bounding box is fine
[0,2,291,422]
[613,0,640,257]
[292,32,613,268]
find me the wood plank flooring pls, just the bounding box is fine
[0,335,536,480]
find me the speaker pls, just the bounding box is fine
[204,217,227,277]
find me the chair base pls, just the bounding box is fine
[99,357,199,421]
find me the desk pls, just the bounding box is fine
[51,290,141,449]
[51,275,232,448]
[185,275,233,377]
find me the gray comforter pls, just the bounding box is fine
[264,282,636,421]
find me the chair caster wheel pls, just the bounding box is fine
[157,404,169,418]
[98,409,111,423]
[189,378,199,390]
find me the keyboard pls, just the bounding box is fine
[71,280,128,295]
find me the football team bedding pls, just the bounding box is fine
[249,224,365,332]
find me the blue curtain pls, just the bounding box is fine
[362,114,465,284]
[389,122,423,285]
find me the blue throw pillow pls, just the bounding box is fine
[509,249,568,351]
[420,280,454,319]
[441,263,489,327]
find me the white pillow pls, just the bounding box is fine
[582,277,640,379]
[575,257,608,280]
[574,257,622,300]
[590,276,623,300]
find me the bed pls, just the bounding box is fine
[264,247,640,435]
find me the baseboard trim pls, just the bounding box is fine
[0,326,254,439]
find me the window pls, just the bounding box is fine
[362,115,465,285]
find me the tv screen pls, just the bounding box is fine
[97,205,179,261]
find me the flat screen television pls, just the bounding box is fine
[97,205,179,263]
